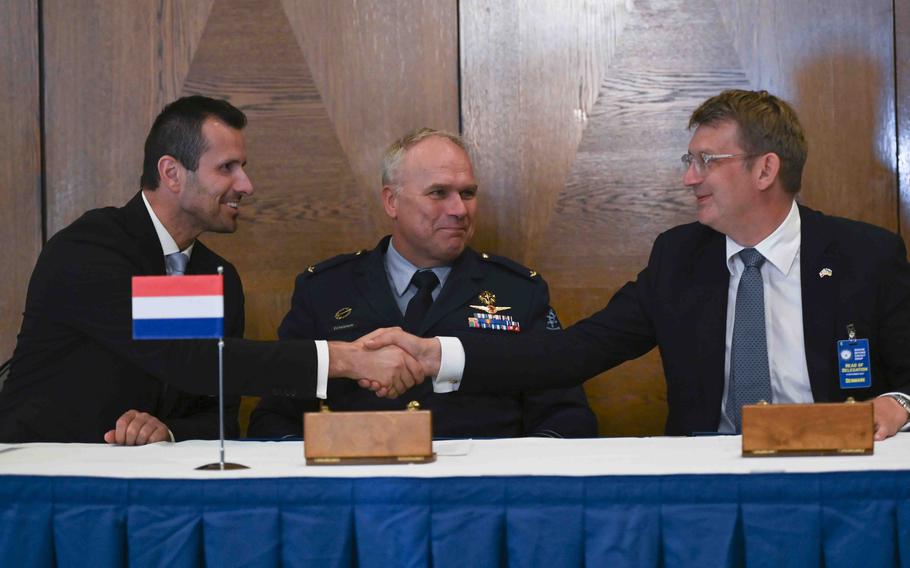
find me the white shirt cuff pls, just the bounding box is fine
[315,340,329,399]
[879,392,910,432]
[433,336,464,393]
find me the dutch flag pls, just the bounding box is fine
[132,275,224,339]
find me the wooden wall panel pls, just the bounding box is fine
[898,0,910,245]
[717,0,896,229]
[43,0,213,235]
[182,0,378,340]
[460,0,630,261]
[462,0,896,436]
[0,0,42,361]
[281,0,460,239]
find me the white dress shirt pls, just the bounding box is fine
[142,192,194,263]
[717,200,812,432]
[141,192,195,440]
[383,239,463,391]
[384,239,452,312]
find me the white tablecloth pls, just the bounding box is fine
[1,434,907,479]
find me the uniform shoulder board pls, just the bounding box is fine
[304,249,366,277]
[479,251,539,280]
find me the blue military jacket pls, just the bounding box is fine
[249,236,597,439]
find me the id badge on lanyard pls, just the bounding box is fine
[837,324,871,389]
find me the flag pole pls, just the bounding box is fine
[196,266,248,471]
[218,336,225,469]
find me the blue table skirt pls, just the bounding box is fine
[2,471,909,568]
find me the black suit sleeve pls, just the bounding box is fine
[514,277,597,437]
[248,273,321,438]
[873,233,910,396]
[167,396,241,440]
[459,243,662,395]
[47,236,318,399]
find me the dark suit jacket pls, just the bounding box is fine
[457,205,910,435]
[0,192,318,443]
[249,237,597,439]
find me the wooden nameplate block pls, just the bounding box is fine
[304,405,435,465]
[741,400,874,456]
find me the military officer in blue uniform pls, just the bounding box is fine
[249,128,596,438]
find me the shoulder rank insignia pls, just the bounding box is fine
[478,252,538,280]
[304,249,365,277]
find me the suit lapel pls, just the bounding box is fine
[798,206,839,402]
[121,192,179,416]
[121,191,168,275]
[353,238,407,326]
[692,230,730,414]
[184,242,217,275]
[419,249,483,334]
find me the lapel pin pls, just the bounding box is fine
[818,268,833,278]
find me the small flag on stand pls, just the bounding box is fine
[131,270,246,470]
[132,275,224,339]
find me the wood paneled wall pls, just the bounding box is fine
[2,0,905,437]
[0,0,42,364]
[898,0,910,237]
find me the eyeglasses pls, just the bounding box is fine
[680,152,753,176]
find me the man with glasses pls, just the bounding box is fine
[363,89,910,439]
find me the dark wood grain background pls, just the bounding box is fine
[2,0,906,436]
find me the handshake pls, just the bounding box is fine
[327,327,443,398]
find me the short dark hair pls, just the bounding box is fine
[689,90,807,193]
[140,96,247,189]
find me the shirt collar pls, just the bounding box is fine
[384,238,452,297]
[141,191,194,259]
[726,200,800,276]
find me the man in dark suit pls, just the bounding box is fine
[249,128,596,439]
[363,90,910,440]
[0,96,424,445]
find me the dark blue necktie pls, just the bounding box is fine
[403,270,439,332]
[725,248,772,433]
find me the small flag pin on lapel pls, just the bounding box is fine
[819,268,833,278]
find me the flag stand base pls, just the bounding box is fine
[195,462,250,471]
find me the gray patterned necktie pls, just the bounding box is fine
[725,248,771,433]
[165,252,189,276]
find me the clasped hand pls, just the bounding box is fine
[330,328,435,398]
[352,327,441,398]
